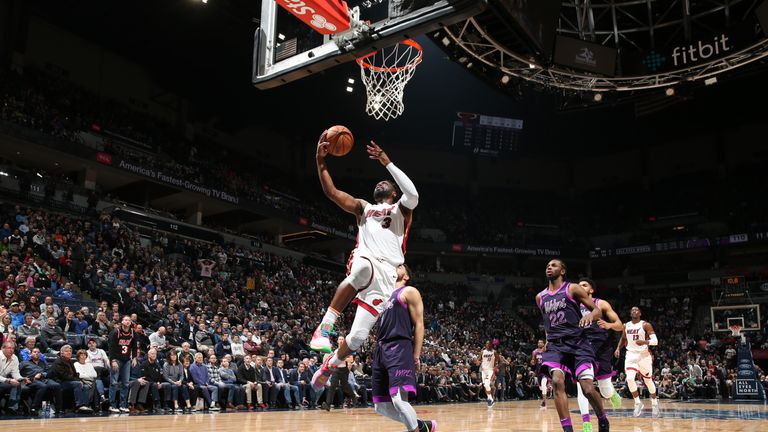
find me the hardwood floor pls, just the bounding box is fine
[3,399,766,432]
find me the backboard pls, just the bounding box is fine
[711,305,762,333]
[252,0,487,89]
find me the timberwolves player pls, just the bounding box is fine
[371,264,436,432]
[536,259,609,432]
[531,339,548,408]
[575,278,623,432]
[312,135,418,391]
[613,307,659,418]
[480,341,500,408]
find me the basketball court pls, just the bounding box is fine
[4,400,767,432]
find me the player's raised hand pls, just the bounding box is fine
[367,141,391,166]
[317,130,330,159]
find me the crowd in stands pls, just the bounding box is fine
[3,65,768,259]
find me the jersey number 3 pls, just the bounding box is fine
[381,217,392,229]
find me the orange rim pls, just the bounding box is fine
[356,39,423,73]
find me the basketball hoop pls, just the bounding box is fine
[356,39,423,121]
[729,324,743,337]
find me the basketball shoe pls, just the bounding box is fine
[609,391,621,409]
[311,352,337,391]
[633,400,644,417]
[310,322,334,353]
[417,419,438,431]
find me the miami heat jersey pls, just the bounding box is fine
[481,349,495,371]
[357,201,409,265]
[624,320,649,353]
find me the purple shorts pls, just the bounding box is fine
[588,337,616,381]
[371,339,417,403]
[541,337,595,383]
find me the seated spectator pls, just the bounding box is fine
[189,352,218,411]
[54,282,76,300]
[42,316,66,350]
[19,347,59,416]
[236,354,263,410]
[47,345,91,413]
[74,349,103,410]
[8,302,25,330]
[162,350,190,412]
[0,341,25,414]
[218,357,244,410]
[138,348,164,412]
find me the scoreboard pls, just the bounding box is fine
[451,112,523,156]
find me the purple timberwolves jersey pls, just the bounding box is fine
[377,286,413,342]
[538,281,584,340]
[580,298,609,344]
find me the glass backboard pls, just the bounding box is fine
[253,0,487,89]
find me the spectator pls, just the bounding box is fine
[47,345,91,413]
[189,352,218,411]
[74,349,103,410]
[19,347,59,416]
[161,350,190,412]
[0,341,25,414]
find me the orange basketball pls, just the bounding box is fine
[325,125,354,156]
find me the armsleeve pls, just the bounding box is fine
[648,334,658,346]
[385,163,418,209]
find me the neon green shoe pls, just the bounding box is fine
[582,422,593,432]
[610,390,622,409]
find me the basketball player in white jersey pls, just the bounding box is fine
[480,341,499,408]
[612,306,659,417]
[311,132,418,391]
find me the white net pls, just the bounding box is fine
[357,39,423,121]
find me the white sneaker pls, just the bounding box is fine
[210,405,220,411]
[633,401,645,417]
[119,407,130,413]
[652,403,660,418]
[109,407,120,413]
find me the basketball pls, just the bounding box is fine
[325,125,354,156]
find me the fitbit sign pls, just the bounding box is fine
[624,27,750,74]
[671,34,732,67]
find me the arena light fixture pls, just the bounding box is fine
[665,88,675,96]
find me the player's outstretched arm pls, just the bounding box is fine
[317,132,365,216]
[403,287,425,367]
[597,300,625,332]
[367,141,419,210]
[570,283,602,326]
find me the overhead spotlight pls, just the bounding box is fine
[0,171,8,177]
[347,78,355,84]
[665,87,675,96]
[528,63,536,69]
[441,37,450,47]
[345,86,353,92]
[593,93,603,102]
[466,62,473,68]
[36,172,43,178]
[458,56,468,64]
[277,33,286,41]
[500,75,511,85]
[704,77,718,86]
[202,0,208,3]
